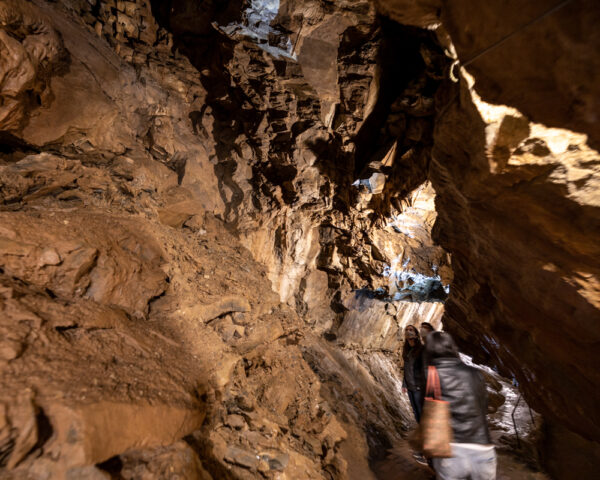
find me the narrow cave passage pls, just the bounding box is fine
[324,179,543,479]
[0,1,598,479]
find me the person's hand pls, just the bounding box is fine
[402,387,407,394]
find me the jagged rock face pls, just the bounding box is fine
[1,0,597,478]
[431,77,600,442]
[431,76,600,478]
[440,0,600,148]
[0,1,454,478]
[147,0,452,325]
[376,0,600,475]
[0,0,66,133]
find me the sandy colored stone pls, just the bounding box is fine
[47,401,205,467]
[0,0,593,478]
[223,445,259,469]
[178,296,251,324]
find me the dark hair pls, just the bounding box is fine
[425,331,459,360]
[420,322,434,332]
[402,325,423,360]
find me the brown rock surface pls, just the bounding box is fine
[375,1,600,471]
[440,0,600,147]
[430,72,600,479]
[373,0,441,28]
[1,0,596,478]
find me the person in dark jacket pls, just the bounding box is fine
[401,325,425,423]
[425,331,496,480]
[420,321,434,341]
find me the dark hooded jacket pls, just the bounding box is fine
[402,346,424,392]
[431,357,492,444]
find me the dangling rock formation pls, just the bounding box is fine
[0,0,598,478]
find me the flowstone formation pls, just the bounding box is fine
[0,0,598,479]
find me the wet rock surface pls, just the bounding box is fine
[0,0,597,478]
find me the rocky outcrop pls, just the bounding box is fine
[374,0,600,475]
[1,0,596,478]
[0,1,453,477]
[0,0,66,133]
[440,0,600,148]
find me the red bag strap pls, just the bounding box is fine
[425,366,442,399]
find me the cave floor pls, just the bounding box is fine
[372,439,549,480]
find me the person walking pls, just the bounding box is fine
[401,325,425,423]
[425,331,496,480]
[420,321,434,342]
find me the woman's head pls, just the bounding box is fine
[402,325,422,359]
[425,331,459,360]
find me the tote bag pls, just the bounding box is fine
[420,365,453,457]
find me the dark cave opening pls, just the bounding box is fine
[351,18,439,177]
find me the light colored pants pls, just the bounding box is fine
[432,443,496,480]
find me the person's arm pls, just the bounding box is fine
[477,371,489,416]
[401,353,407,393]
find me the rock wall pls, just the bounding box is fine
[1,0,597,478]
[147,0,452,316]
[377,0,600,476]
[0,1,370,477]
[432,77,600,443]
[0,1,453,478]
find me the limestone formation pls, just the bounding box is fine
[0,0,597,478]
